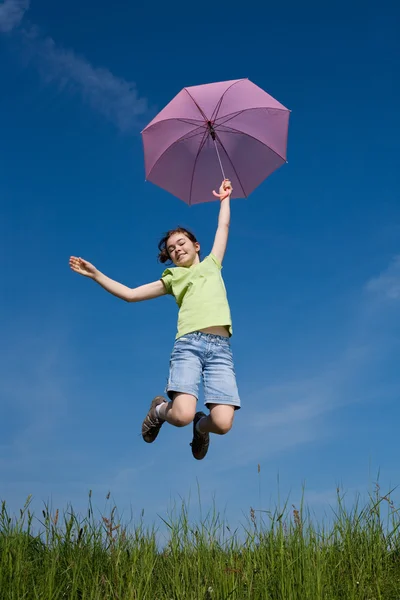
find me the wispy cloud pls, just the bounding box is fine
[365,255,400,301]
[21,28,149,132]
[219,255,400,467]
[1,1,149,132]
[0,0,29,32]
[225,364,355,466]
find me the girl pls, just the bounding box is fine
[69,179,240,460]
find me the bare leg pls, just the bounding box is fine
[161,393,197,428]
[198,404,235,435]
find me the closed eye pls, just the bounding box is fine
[168,238,186,252]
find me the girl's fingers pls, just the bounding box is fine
[213,191,230,200]
[213,181,232,199]
[69,257,85,273]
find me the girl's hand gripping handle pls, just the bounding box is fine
[213,179,232,200]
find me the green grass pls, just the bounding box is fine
[1,486,400,599]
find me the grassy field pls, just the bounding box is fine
[1,486,400,599]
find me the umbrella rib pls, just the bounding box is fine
[183,88,208,122]
[214,106,289,125]
[214,110,245,128]
[188,128,210,206]
[146,125,206,181]
[177,118,206,127]
[177,127,208,143]
[214,132,247,198]
[142,107,288,134]
[142,116,204,133]
[211,96,225,123]
[217,123,287,162]
[213,106,289,133]
[211,79,246,123]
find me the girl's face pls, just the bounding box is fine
[167,232,200,267]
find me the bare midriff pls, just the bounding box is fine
[199,325,229,337]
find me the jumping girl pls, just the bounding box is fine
[69,179,240,460]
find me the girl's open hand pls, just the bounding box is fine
[213,179,232,200]
[69,256,98,279]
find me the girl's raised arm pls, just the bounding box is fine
[211,179,232,265]
[69,256,167,302]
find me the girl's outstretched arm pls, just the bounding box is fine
[69,256,166,302]
[211,179,232,265]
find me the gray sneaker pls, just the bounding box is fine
[190,412,210,460]
[142,396,167,443]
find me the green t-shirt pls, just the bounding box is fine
[161,253,233,339]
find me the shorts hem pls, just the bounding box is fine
[205,398,241,410]
[166,384,199,401]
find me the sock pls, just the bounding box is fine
[156,401,167,421]
[195,416,207,434]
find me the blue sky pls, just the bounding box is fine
[1,0,399,530]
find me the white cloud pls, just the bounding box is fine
[1,3,149,132]
[22,28,149,132]
[224,378,336,466]
[0,0,29,32]
[218,254,400,467]
[365,256,400,300]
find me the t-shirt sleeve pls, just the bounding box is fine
[161,268,174,295]
[209,253,222,270]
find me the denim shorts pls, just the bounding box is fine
[166,331,241,409]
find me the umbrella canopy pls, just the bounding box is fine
[141,78,290,205]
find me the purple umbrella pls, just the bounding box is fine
[141,78,290,205]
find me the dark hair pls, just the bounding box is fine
[158,227,200,264]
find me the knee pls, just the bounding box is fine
[212,417,234,435]
[170,408,195,428]
[174,416,193,428]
